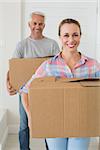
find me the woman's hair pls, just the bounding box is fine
[58,18,82,36]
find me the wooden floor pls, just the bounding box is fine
[4,134,99,150]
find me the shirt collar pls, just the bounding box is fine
[53,51,62,59]
[80,54,88,63]
[74,54,88,69]
[53,51,88,66]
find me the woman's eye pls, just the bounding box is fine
[73,34,79,37]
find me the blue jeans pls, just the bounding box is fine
[19,95,30,150]
[46,137,90,150]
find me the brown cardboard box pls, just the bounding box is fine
[9,57,49,90]
[28,77,100,138]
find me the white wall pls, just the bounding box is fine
[0,2,21,132]
[96,0,100,61]
[0,0,100,133]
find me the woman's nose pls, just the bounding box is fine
[68,36,74,42]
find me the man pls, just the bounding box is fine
[6,11,60,150]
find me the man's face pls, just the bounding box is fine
[28,14,45,36]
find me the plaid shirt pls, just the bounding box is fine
[21,52,100,93]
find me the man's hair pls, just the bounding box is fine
[58,18,82,36]
[29,11,45,22]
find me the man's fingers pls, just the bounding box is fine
[7,84,12,89]
[7,86,17,95]
[9,91,17,96]
[9,88,16,93]
[9,90,17,95]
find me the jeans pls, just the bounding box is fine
[19,95,30,150]
[46,137,90,150]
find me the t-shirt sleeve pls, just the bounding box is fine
[12,41,24,58]
[52,40,60,55]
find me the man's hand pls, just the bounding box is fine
[6,71,17,95]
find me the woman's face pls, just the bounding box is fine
[59,23,81,52]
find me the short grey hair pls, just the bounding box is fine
[29,11,45,22]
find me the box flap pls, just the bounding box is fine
[80,80,100,87]
[57,77,100,87]
[58,77,100,82]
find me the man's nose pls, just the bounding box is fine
[36,24,40,27]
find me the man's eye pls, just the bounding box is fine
[33,22,37,25]
[64,34,69,37]
[39,23,43,26]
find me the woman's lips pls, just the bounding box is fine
[67,44,76,48]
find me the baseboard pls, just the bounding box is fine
[8,124,19,134]
[0,126,8,150]
[0,124,19,150]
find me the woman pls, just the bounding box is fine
[20,18,100,150]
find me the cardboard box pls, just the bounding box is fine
[9,57,49,90]
[28,77,100,138]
